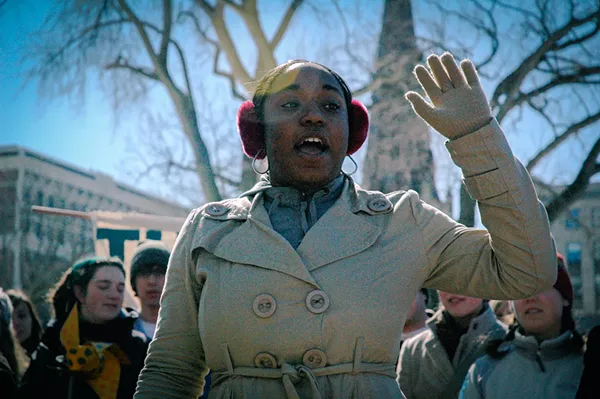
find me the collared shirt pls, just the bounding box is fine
[241,174,345,249]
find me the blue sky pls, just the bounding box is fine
[1,1,597,208]
[1,1,128,178]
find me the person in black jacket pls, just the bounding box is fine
[17,256,148,399]
[577,324,600,399]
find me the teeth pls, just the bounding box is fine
[303,137,322,144]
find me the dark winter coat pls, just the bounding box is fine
[17,308,148,399]
[577,325,600,399]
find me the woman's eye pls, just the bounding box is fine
[281,101,299,109]
[325,103,340,111]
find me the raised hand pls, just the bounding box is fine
[405,53,492,140]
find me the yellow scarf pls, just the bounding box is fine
[59,306,130,399]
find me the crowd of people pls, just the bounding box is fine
[1,53,599,398]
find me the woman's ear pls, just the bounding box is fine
[347,100,369,155]
[237,100,266,159]
[74,285,85,303]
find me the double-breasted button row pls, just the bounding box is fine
[305,290,330,314]
[253,294,277,318]
[252,290,331,318]
[254,352,277,368]
[302,349,327,368]
[253,349,327,369]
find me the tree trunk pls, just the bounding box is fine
[362,0,437,204]
[173,92,222,202]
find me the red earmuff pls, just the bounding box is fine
[237,100,264,159]
[237,99,369,159]
[347,99,369,156]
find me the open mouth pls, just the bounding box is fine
[525,307,543,315]
[295,136,329,156]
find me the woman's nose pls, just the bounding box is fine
[108,287,123,300]
[300,102,324,126]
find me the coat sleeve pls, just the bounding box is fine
[396,339,416,399]
[415,118,556,299]
[134,208,208,399]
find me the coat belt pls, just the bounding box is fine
[212,361,397,399]
[213,339,397,399]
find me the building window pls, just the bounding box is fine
[565,208,580,229]
[566,242,583,309]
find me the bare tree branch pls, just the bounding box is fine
[213,172,241,188]
[158,0,173,64]
[194,0,253,84]
[331,0,373,74]
[222,0,244,13]
[195,0,215,16]
[554,17,600,50]
[496,65,600,122]
[527,111,600,170]
[271,0,303,49]
[546,136,600,220]
[211,46,246,100]
[105,58,160,81]
[491,7,599,113]
[117,0,160,72]
[178,9,245,100]
[425,0,500,69]
[38,19,129,68]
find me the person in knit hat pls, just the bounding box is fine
[460,254,584,399]
[130,241,170,340]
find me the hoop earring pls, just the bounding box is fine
[342,155,358,175]
[252,149,269,174]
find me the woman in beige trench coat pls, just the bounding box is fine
[134,53,556,399]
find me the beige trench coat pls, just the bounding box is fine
[134,120,556,399]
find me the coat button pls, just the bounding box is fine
[367,197,391,213]
[253,294,277,318]
[205,203,229,216]
[302,349,327,369]
[254,352,277,369]
[305,290,330,314]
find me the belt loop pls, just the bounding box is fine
[353,337,364,372]
[221,343,234,373]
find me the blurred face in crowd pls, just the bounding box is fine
[135,265,166,308]
[76,265,125,324]
[513,287,566,340]
[11,301,33,343]
[262,63,350,190]
[438,292,484,319]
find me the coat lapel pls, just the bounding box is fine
[296,188,382,271]
[209,194,320,287]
